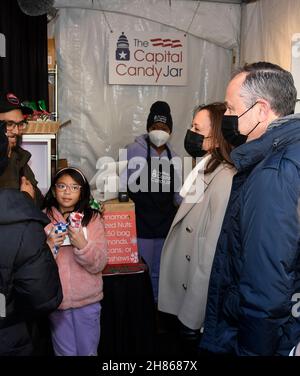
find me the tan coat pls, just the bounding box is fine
[158,161,235,330]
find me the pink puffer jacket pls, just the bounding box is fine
[45,207,107,310]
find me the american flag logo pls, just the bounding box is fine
[150,38,182,48]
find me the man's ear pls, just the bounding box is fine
[257,99,271,123]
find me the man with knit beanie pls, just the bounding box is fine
[0,92,43,207]
[123,100,182,303]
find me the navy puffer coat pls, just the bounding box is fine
[200,115,300,356]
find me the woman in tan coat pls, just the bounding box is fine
[158,102,235,340]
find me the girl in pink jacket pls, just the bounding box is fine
[43,167,107,356]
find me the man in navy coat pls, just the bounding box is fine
[200,62,300,356]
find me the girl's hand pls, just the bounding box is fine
[68,225,88,250]
[47,226,67,251]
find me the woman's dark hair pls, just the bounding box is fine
[192,102,234,174]
[42,167,99,226]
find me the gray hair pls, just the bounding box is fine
[233,62,297,117]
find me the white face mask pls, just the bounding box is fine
[148,130,170,147]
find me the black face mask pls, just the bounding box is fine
[221,115,247,147]
[184,129,207,158]
[221,102,260,147]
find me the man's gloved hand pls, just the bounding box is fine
[0,121,8,176]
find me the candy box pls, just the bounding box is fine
[53,222,69,254]
[54,222,68,234]
[69,212,84,230]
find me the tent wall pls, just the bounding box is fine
[52,1,240,180]
[241,0,300,70]
[54,0,240,49]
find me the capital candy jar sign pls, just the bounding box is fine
[109,32,187,85]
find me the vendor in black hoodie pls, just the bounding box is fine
[0,122,62,356]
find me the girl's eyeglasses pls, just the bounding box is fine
[5,120,28,130]
[55,183,82,192]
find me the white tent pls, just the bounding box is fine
[48,0,300,180]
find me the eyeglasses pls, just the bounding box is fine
[5,120,28,130]
[55,183,82,192]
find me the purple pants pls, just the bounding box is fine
[49,302,101,356]
[137,238,165,303]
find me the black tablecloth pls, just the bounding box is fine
[98,266,156,358]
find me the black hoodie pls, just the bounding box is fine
[0,188,62,356]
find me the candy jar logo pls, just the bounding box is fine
[116,32,130,61]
